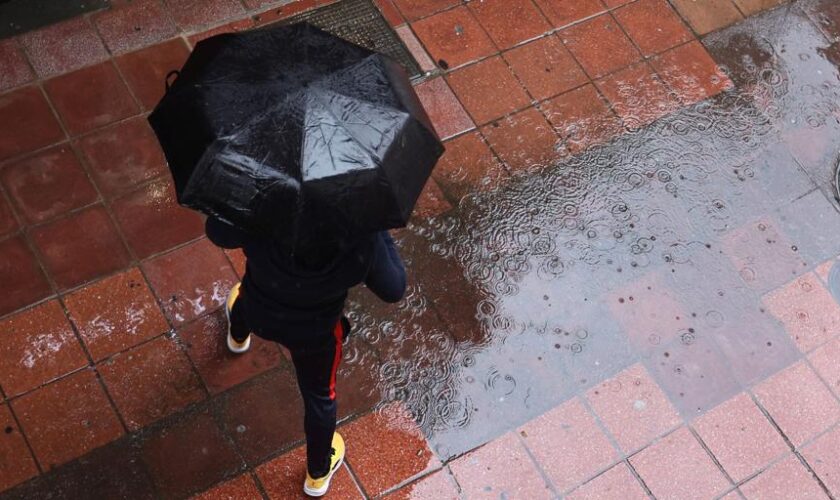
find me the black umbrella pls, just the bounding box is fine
[148,22,444,239]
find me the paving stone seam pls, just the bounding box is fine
[513,428,562,497]
[687,425,738,486]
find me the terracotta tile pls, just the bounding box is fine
[342,404,440,497]
[613,0,692,57]
[188,18,257,46]
[225,248,247,278]
[586,363,681,453]
[481,107,561,173]
[764,273,840,353]
[19,17,108,79]
[1,145,98,224]
[731,0,787,16]
[250,0,325,26]
[396,25,436,73]
[141,410,242,498]
[0,86,65,161]
[607,271,690,349]
[0,236,52,316]
[93,0,178,54]
[0,40,34,92]
[603,0,633,6]
[376,0,405,27]
[450,432,552,499]
[0,403,39,491]
[256,445,362,499]
[432,131,506,199]
[532,0,606,28]
[566,463,648,500]
[559,14,642,79]
[651,41,734,106]
[142,238,238,325]
[801,0,840,42]
[385,470,460,499]
[520,398,617,493]
[741,454,827,499]
[165,0,246,29]
[30,205,132,291]
[503,35,588,101]
[802,425,840,496]
[542,84,624,153]
[596,61,681,129]
[392,0,459,21]
[115,38,192,111]
[669,0,743,35]
[0,193,18,239]
[413,178,453,218]
[111,178,205,259]
[469,0,551,50]
[631,427,729,499]
[446,56,531,125]
[180,310,282,395]
[76,117,168,198]
[809,337,840,397]
[413,77,475,140]
[44,62,139,136]
[13,369,123,470]
[693,393,788,482]
[412,7,497,70]
[193,474,262,500]
[753,361,840,446]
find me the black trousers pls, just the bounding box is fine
[230,297,348,478]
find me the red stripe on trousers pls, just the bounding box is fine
[328,321,343,400]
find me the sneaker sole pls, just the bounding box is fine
[303,456,344,497]
[225,287,251,354]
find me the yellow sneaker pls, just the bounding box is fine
[225,282,251,354]
[303,433,345,497]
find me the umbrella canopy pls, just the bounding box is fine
[148,22,443,239]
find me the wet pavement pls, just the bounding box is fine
[2,0,840,498]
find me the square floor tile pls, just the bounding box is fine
[764,273,840,353]
[99,335,204,431]
[413,178,453,219]
[141,409,242,498]
[432,131,506,199]
[0,236,52,316]
[76,117,167,198]
[586,363,681,453]
[0,300,87,397]
[651,41,734,106]
[342,404,440,497]
[565,463,648,500]
[115,38,192,112]
[392,0,459,21]
[165,0,246,30]
[44,62,139,136]
[809,337,840,397]
[541,84,623,153]
[741,454,826,499]
[0,39,34,92]
[413,77,475,140]
[693,393,788,482]
[187,17,256,46]
[19,17,108,79]
[256,445,362,498]
[0,86,65,161]
[731,0,787,16]
[520,398,618,493]
[450,432,553,499]
[559,14,642,79]
[111,178,205,259]
[142,238,237,325]
[1,145,98,225]
[481,107,562,173]
[395,25,436,73]
[631,427,730,499]
[446,56,531,125]
[0,403,39,492]
[30,205,132,291]
[596,61,682,129]
[613,0,692,57]
[670,0,743,35]
[753,361,840,446]
[193,474,262,500]
[65,268,169,361]
[469,0,551,50]
[532,0,606,29]
[217,370,303,465]
[225,248,246,278]
[412,7,497,70]
[504,35,588,102]
[13,369,123,470]
[375,0,405,27]
[180,310,282,395]
[385,470,460,499]
[802,425,840,497]
[94,0,177,54]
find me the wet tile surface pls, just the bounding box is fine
[256,445,362,499]
[559,14,642,79]
[541,83,623,152]
[115,38,192,111]
[0,237,52,317]
[0,86,65,162]
[411,7,496,69]
[565,462,648,500]
[504,35,588,102]
[0,40,34,93]
[596,61,682,129]
[446,56,531,125]
[808,336,840,397]
[651,41,734,105]
[385,469,460,499]
[0,404,39,492]
[740,454,827,499]
[18,18,108,79]
[93,0,178,54]
[192,473,263,500]
[481,107,561,173]
[432,131,506,200]
[764,272,840,353]
[670,0,743,35]
[165,0,246,30]
[802,425,840,497]
[533,0,606,29]
[468,0,551,50]
[413,77,475,140]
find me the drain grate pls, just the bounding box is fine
[0,0,110,39]
[273,0,423,79]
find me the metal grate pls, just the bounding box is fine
[0,0,110,39]
[274,0,423,79]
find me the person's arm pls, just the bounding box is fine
[205,217,249,249]
[364,231,407,303]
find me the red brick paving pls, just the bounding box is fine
[503,35,588,101]
[670,0,744,35]
[192,473,263,500]
[0,404,39,491]
[0,86,65,162]
[595,61,682,129]
[256,444,362,498]
[468,0,551,50]
[651,40,734,104]
[481,107,561,173]
[541,83,623,153]
[446,56,531,125]
[613,0,693,57]
[413,77,474,140]
[533,0,607,29]
[411,6,496,69]
[559,14,642,79]
[432,130,507,199]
